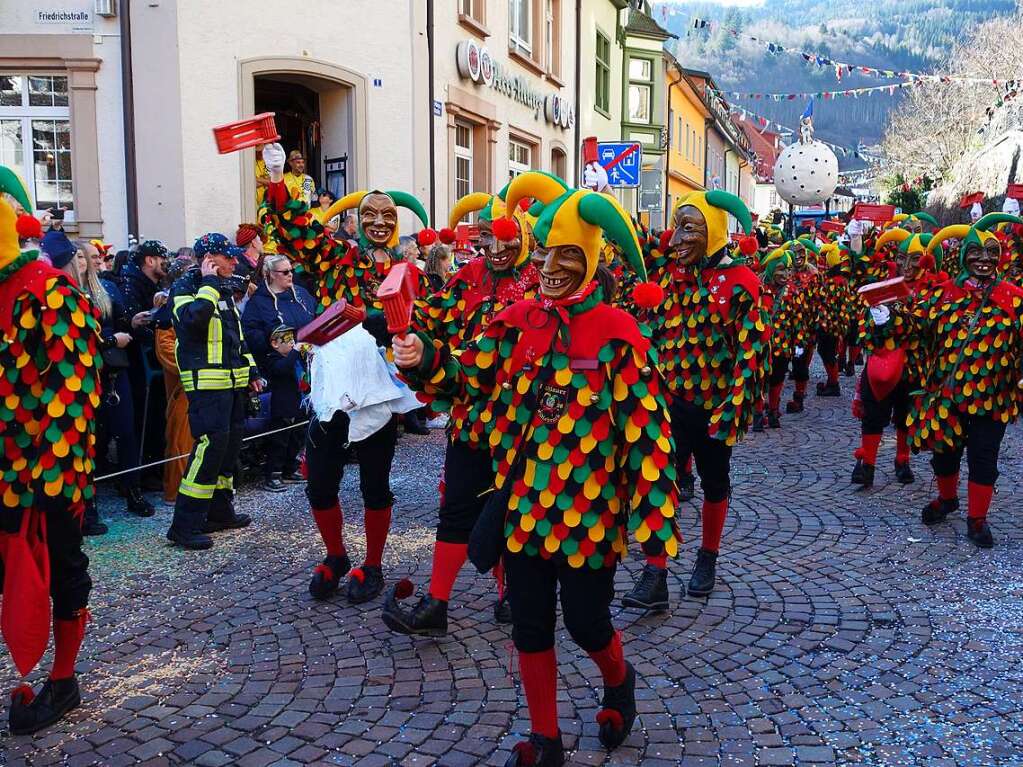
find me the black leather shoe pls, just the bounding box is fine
[403,415,430,435]
[9,677,81,736]
[752,412,765,433]
[816,381,841,397]
[785,398,804,414]
[504,732,565,767]
[347,565,384,604]
[204,513,251,533]
[126,487,155,517]
[921,497,959,525]
[280,471,305,484]
[82,501,107,536]
[843,361,856,377]
[967,517,994,548]
[621,564,669,611]
[894,460,915,484]
[679,472,695,502]
[597,662,637,750]
[494,595,513,624]
[166,526,213,550]
[309,554,351,600]
[687,548,718,597]
[261,477,288,493]
[382,590,449,637]
[851,459,874,488]
[767,409,781,429]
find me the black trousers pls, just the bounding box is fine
[264,415,304,479]
[437,440,494,544]
[670,398,732,503]
[504,551,616,654]
[97,372,141,488]
[171,389,245,532]
[0,507,91,620]
[817,331,839,367]
[860,369,910,435]
[769,355,790,386]
[931,414,1006,486]
[305,411,397,511]
[790,349,811,383]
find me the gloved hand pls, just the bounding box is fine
[262,143,286,182]
[869,305,891,325]
[794,346,804,359]
[582,162,609,192]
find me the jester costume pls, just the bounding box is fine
[905,215,1023,547]
[625,190,769,605]
[755,250,799,430]
[0,167,99,734]
[781,238,821,413]
[814,242,856,397]
[382,188,540,635]
[397,171,678,767]
[261,167,431,603]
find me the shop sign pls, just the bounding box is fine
[456,40,573,130]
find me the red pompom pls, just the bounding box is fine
[918,253,935,272]
[738,235,758,256]
[658,229,674,253]
[394,578,415,600]
[492,217,519,242]
[854,447,865,460]
[438,227,456,244]
[15,214,42,241]
[596,708,624,731]
[632,281,663,309]
[10,683,34,706]
[417,228,438,247]
[518,197,533,212]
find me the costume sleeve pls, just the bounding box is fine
[615,338,681,560]
[35,278,102,512]
[171,275,220,334]
[154,327,179,374]
[412,278,464,354]
[400,325,501,413]
[709,284,770,445]
[260,180,349,277]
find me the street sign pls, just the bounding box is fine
[596,141,642,188]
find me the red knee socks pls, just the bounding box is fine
[825,362,840,384]
[588,632,627,687]
[858,433,881,466]
[967,481,993,520]
[312,503,345,557]
[428,541,467,601]
[848,345,860,363]
[895,429,910,464]
[769,382,783,411]
[683,454,694,475]
[51,611,87,680]
[937,472,959,501]
[363,507,392,567]
[519,648,559,739]
[493,559,505,601]
[795,380,807,397]
[701,499,728,553]
[645,553,667,569]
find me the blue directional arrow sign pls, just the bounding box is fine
[597,141,642,188]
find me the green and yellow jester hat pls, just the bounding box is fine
[762,248,794,284]
[446,181,532,266]
[0,165,34,271]
[876,227,937,257]
[321,189,430,250]
[929,213,1023,278]
[504,170,663,308]
[891,211,938,233]
[761,244,791,268]
[669,189,753,258]
[819,242,846,272]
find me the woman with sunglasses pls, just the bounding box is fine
[242,254,317,491]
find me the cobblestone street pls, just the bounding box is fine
[3,385,1023,767]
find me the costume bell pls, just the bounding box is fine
[393,171,679,767]
[259,143,430,604]
[0,166,100,734]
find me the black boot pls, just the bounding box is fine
[203,512,252,533]
[687,547,718,597]
[309,554,351,600]
[260,475,288,493]
[504,732,565,767]
[597,662,637,750]
[621,564,669,611]
[816,381,841,397]
[166,525,213,550]
[843,360,856,377]
[347,565,384,604]
[785,395,804,414]
[9,677,81,736]
[967,517,994,548]
[494,594,513,624]
[921,497,959,525]
[679,472,695,502]
[403,412,430,436]
[894,460,915,484]
[767,409,781,429]
[125,486,155,517]
[82,500,108,537]
[752,412,765,433]
[851,459,874,488]
[382,589,449,637]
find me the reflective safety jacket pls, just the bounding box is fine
[170,269,257,393]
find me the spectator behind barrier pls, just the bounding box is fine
[425,244,454,293]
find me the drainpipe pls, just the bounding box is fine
[427,0,437,225]
[664,64,683,217]
[119,0,138,238]
[573,0,581,185]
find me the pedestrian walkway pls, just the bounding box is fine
[3,390,1022,766]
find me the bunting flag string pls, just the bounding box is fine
[690,17,1019,88]
[708,82,920,101]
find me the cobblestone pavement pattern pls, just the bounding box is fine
[3,381,1023,766]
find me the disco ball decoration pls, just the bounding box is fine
[774,140,839,206]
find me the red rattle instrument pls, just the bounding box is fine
[376,262,419,340]
[297,299,366,346]
[857,276,910,307]
[212,113,280,154]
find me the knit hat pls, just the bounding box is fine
[41,229,76,269]
[235,223,262,248]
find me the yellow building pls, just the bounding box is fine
[664,55,710,214]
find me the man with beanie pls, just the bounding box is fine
[166,233,259,550]
[40,228,77,270]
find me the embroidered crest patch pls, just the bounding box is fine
[537,383,569,424]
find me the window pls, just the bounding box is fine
[544,0,562,78]
[509,0,532,55]
[459,0,486,27]
[551,147,567,180]
[0,74,73,217]
[684,123,690,161]
[595,31,611,114]
[628,85,650,123]
[509,139,531,179]
[454,121,473,220]
[628,59,651,81]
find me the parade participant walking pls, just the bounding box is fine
[783,237,821,415]
[814,242,855,397]
[0,167,100,734]
[260,142,430,604]
[393,170,678,766]
[622,189,769,607]
[754,250,796,431]
[165,233,257,550]
[906,215,1023,548]
[381,186,541,636]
